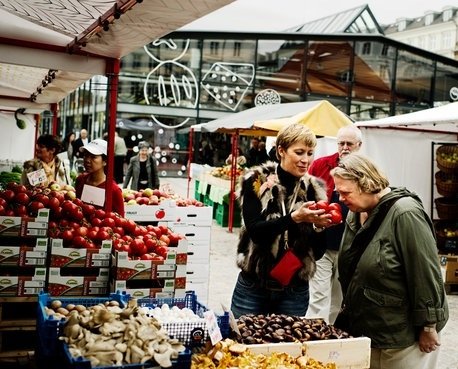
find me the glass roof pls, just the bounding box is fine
[284,5,384,35]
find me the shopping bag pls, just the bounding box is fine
[269,249,303,286]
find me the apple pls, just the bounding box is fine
[143,188,153,197]
[49,183,61,191]
[148,195,159,205]
[65,190,76,200]
[127,199,137,205]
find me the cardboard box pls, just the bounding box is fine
[49,238,111,268]
[246,337,371,369]
[124,201,179,222]
[111,240,188,280]
[47,267,109,296]
[0,267,46,296]
[111,279,186,299]
[0,209,49,237]
[440,255,458,283]
[0,238,48,266]
[165,224,211,242]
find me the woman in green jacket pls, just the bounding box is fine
[331,153,448,369]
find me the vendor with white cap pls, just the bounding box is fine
[75,139,125,216]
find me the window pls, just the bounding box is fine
[233,42,241,57]
[362,42,371,55]
[381,44,389,56]
[425,13,434,26]
[210,41,219,55]
[442,31,452,49]
[429,34,437,50]
[443,9,453,22]
[398,19,406,31]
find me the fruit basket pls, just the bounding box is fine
[436,145,458,174]
[435,171,458,197]
[435,197,458,220]
[434,221,458,253]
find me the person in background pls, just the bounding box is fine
[246,137,260,167]
[75,139,125,216]
[21,134,70,187]
[225,147,247,166]
[268,141,279,163]
[331,153,448,369]
[62,131,76,170]
[123,141,160,191]
[72,128,89,162]
[230,123,333,318]
[257,141,270,165]
[114,130,128,184]
[306,125,362,324]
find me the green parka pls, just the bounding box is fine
[338,187,448,349]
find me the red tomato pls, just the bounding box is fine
[130,239,146,255]
[329,209,343,224]
[101,217,116,228]
[155,245,168,258]
[328,202,342,212]
[315,200,329,212]
[94,209,106,219]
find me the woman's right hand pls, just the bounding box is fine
[291,201,332,227]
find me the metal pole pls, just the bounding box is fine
[228,131,239,233]
[105,58,120,212]
[186,127,194,199]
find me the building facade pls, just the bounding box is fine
[383,6,458,60]
[58,6,458,177]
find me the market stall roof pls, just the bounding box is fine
[254,100,353,137]
[0,0,233,114]
[356,102,458,134]
[190,100,352,137]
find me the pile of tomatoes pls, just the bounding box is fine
[0,182,183,261]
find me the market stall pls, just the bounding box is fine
[189,100,353,231]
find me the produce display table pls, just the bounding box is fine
[195,172,241,227]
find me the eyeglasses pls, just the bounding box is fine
[338,141,359,147]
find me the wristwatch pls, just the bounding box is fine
[423,325,436,332]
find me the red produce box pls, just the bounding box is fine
[47,267,109,296]
[49,238,111,268]
[0,267,46,296]
[0,238,48,266]
[0,209,49,237]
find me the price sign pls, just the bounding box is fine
[203,310,222,345]
[27,169,47,186]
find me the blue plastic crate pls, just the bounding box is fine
[36,291,130,359]
[61,339,191,369]
[136,291,229,347]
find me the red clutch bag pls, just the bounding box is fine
[269,249,304,286]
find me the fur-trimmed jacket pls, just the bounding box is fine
[236,162,328,284]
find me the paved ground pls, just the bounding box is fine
[165,177,458,369]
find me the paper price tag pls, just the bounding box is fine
[81,184,105,207]
[27,169,47,186]
[203,310,222,345]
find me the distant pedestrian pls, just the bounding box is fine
[114,130,127,184]
[123,141,160,190]
[246,137,260,167]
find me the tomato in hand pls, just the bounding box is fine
[315,200,329,212]
[329,209,342,224]
[328,202,342,212]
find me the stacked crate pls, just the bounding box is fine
[46,238,112,296]
[125,202,213,304]
[0,208,49,363]
[110,239,188,298]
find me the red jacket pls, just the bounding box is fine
[75,173,125,217]
[308,152,339,201]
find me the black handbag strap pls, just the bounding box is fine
[340,196,400,294]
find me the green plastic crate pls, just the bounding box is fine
[216,202,241,227]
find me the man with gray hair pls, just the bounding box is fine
[306,124,362,324]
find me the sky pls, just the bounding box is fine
[182,0,455,32]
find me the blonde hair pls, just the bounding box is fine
[276,123,317,153]
[331,153,389,194]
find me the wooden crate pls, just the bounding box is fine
[0,296,37,365]
[246,337,371,369]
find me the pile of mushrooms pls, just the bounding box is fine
[46,299,185,367]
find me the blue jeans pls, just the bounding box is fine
[230,272,310,318]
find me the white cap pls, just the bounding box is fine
[83,139,107,155]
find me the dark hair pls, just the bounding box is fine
[37,134,62,153]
